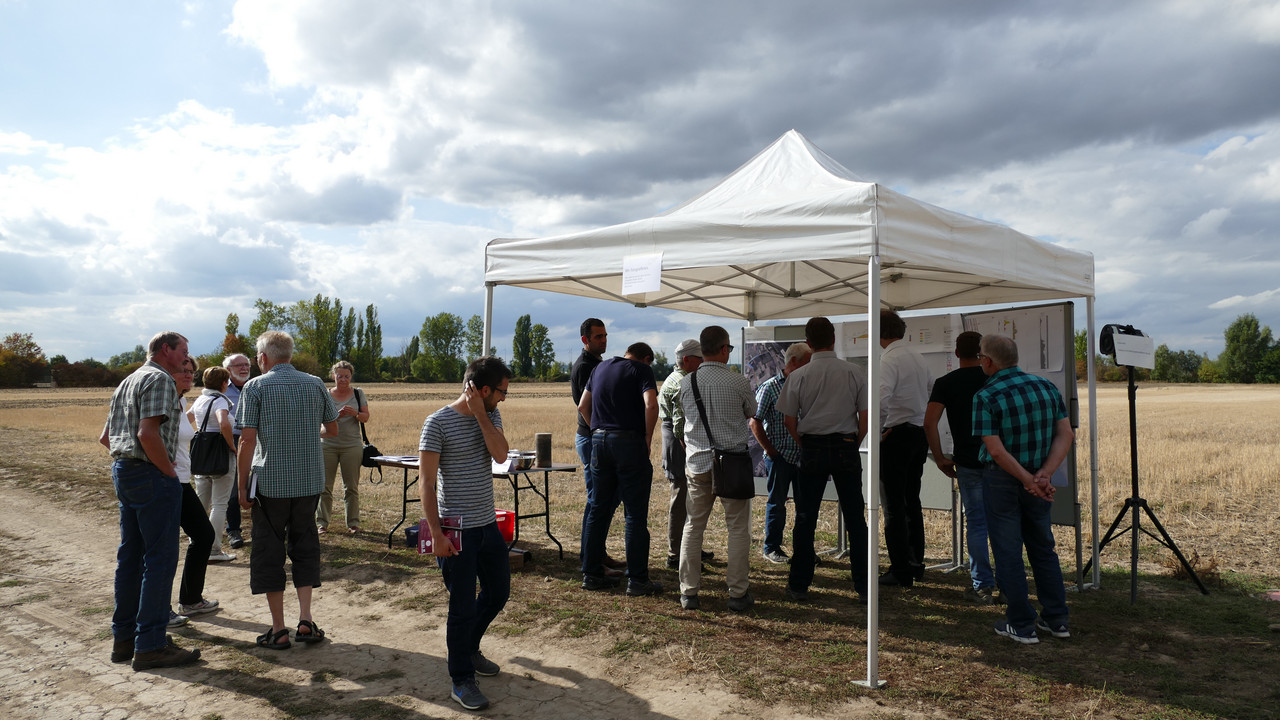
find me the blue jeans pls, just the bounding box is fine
[788,434,867,595]
[575,433,595,559]
[438,522,511,684]
[762,454,799,554]
[956,466,995,590]
[582,431,653,582]
[983,466,1069,633]
[111,459,181,653]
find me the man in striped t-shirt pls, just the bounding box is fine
[972,334,1074,645]
[419,356,513,711]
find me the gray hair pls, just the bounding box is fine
[783,342,812,365]
[256,331,294,363]
[222,353,249,368]
[147,331,187,358]
[980,334,1018,369]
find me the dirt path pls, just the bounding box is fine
[0,482,893,720]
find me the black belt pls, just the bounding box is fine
[801,432,857,441]
[593,429,642,437]
[113,457,151,466]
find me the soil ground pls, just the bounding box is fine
[0,478,907,720]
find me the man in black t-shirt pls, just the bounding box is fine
[924,331,995,604]
[570,319,623,576]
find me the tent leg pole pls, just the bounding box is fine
[858,253,886,690]
[1086,296,1101,589]
[483,283,494,358]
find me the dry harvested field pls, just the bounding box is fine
[0,381,1277,719]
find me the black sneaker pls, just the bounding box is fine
[878,571,913,588]
[679,594,699,610]
[665,555,679,570]
[785,585,809,602]
[994,621,1039,645]
[726,592,755,612]
[581,574,620,592]
[1035,617,1071,639]
[701,550,714,561]
[227,531,245,549]
[451,679,489,711]
[471,650,500,676]
[132,637,202,670]
[625,579,664,597]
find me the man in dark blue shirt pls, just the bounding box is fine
[577,342,661,596]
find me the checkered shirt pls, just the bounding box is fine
[679,361,758,475]
[236,363,340,498]
[753,372,800,465]
[972,367,1067,469]
[658,367,688,438]
[104,360,180,464]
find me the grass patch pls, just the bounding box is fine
[78,605,113,616]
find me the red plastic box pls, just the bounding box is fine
[495,509,515,543]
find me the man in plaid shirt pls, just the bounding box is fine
[237,331,339,649]
[749,342,812,565]
[972,334,1074,645]
[99,331,202,670]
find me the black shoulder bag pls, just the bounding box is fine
[190,392,232,476]
[354,388,383,483]
[688,371,756,499]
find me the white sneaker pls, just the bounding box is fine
[178,599,220,616]
[168,610,189,628]
[208,551,237,562]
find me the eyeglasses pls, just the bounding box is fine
[977,353,989,361]
[491,386,509,397]
[726,344,735,353]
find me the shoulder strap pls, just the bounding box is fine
[688,370,720,450]
[354,388,371,444]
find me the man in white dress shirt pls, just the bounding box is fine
[878,310,933,588]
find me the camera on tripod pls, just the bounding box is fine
[1099,324,1154,369]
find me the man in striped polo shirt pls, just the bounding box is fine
[419,356,513,711]
[972,334,1075,645]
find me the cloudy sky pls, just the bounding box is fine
[3,0,1280,366]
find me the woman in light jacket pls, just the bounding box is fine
[318,360,370,534]
[190,365,238,561]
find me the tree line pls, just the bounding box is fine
[1074,313,1280,383]
[0,299,570,387]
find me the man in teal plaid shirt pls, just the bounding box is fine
[972,334,1074,645]
[237,331,339,650]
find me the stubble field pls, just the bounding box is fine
[0,381,1277,719]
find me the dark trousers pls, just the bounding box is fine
[248,493,321,594]
[788,434,867,595]
[661,421,688,559]
[177,482,215,606]
[439,522,511,684]
[881,424,927,581]
[582,431,653,582]
[225,434,242,534]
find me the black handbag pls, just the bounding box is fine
[689,372,756,500]
[189,392,231,476]
[354,388,383,482]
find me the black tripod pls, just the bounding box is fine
[1083,365,1208,602]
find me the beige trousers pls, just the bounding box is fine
[679,470,751,598]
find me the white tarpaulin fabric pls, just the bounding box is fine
[485,130,1093,320]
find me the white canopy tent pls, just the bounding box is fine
[484,130,1100,688]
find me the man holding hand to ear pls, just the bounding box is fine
[419,356,513,711]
